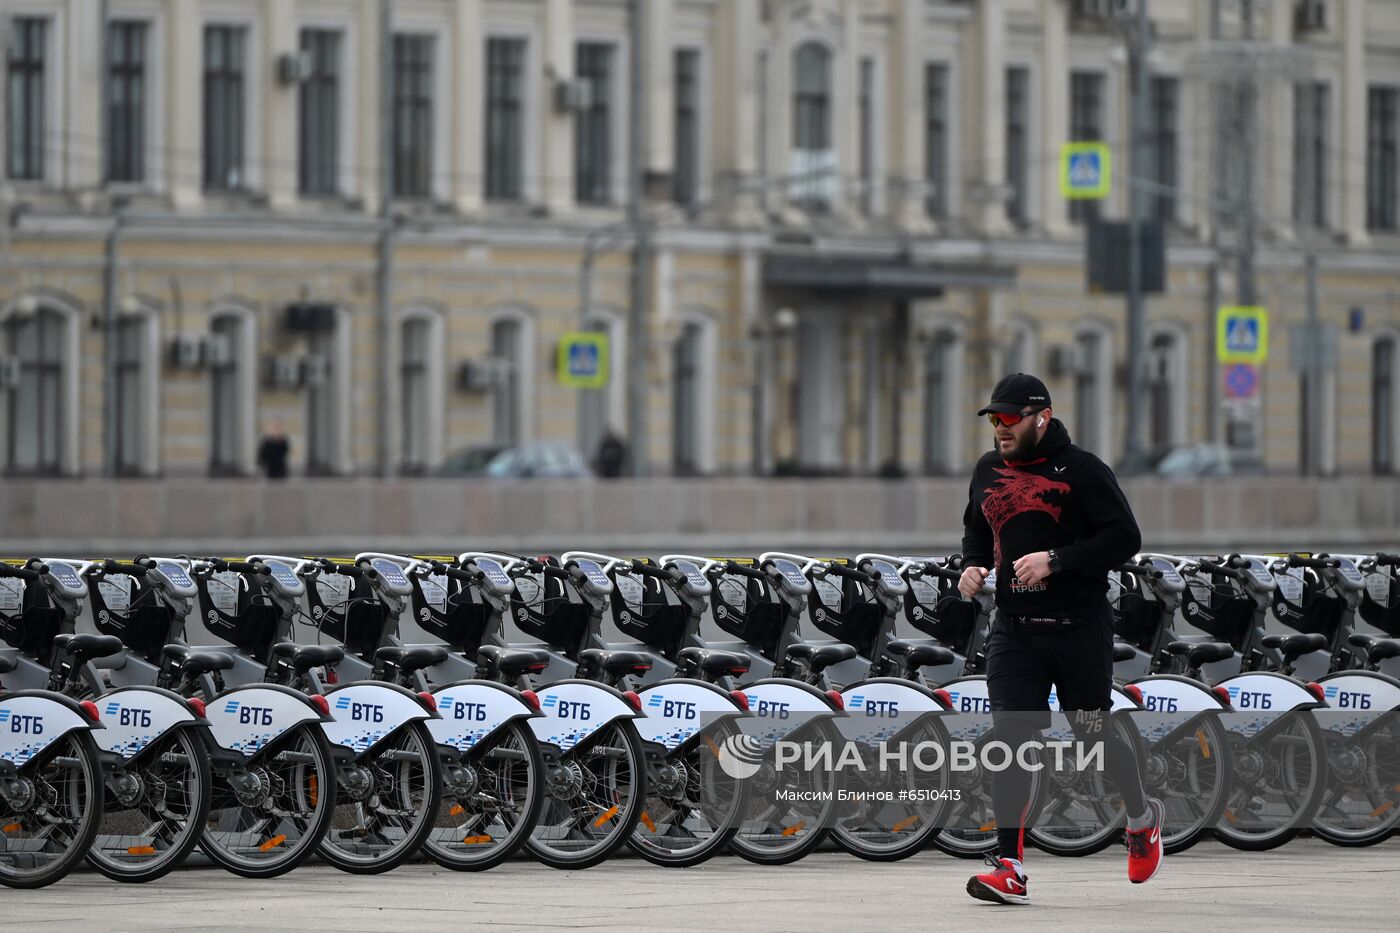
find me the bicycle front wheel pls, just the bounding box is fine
[527,721,646,869]
[1215,712,1328,851]
[1311,712,1400,847]
[88,726,212,882]
[628,720,748,867]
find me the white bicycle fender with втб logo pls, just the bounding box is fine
[1128,676,1228,714]
[95,687,201,762]
[1216,671,1326,739]
[0,695,93,768]
[428,681,537,753]
[321,683,433,755]
[206,686,322,757]
[634,681,745,751]
[528,682,637,752]
[1316,671,1400,738]
[838,680,947,746]
[738,681,837,750]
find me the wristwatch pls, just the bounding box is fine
[1047,549,1063,574]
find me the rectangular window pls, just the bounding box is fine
[203,25,247,191]
[673,48,700,205]
[484,37,525,201]
[108,21,148,184]
[1151,76,1178,224]
[115,316,145,474]
[1293,81,1329,228]
[924,63,949,220]
[1005,66,1030,224]
[1367,86,1398,232]
[392,35,434,198]
[859,57,875,216]
[575,42,614,204]
[1069,71,1105,223]
[299,29,341,196]
[5,17,47,181]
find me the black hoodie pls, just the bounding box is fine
[960,418,1141,616]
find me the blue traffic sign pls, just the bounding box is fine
[1216,306,1269,364]
[557,332,609,388]
[1224,363,1258,399]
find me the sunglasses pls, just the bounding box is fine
[987,408,1043,428]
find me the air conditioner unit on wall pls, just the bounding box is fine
[0,356,20,390]
[1047,343,1086,379]
[552,78,594,114]
[168,334,206,370]
[301,355,330,388]
[263,354,304,390]
[1073,0,1130,21]
[203,332,233,368]
[456,358,505,394]
[277,51,314,85]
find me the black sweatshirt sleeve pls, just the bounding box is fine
[1053,456,1142,576]
[960,473,995,570]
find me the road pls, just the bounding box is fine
[7,839,1396,932]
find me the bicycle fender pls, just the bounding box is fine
[1215,671,1326,740]
[94,686,205,763]
[837,678,948,746]
[634,679,746,751]
[1047,685,1140,713]
[206,685,324,756]
[528,680,637,752]
[1315,671,1400,738]
[1128,675,1232,713]
[0,691,95,768]
[736,679,839,749]
[321,682,434,755]
[428,680,538,753]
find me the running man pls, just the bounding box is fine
[959,373,1164,905]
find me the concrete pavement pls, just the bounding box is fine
[6,838,1396,932]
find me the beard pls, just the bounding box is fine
[998,428,1039,462]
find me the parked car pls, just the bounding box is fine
[436,444,506,477]
[1153,443,1263,478]
[483,442,592,479]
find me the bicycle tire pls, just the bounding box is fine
[200,721,337,878]
[728,719,838,866]
[1310,712,1400,847]
[1028,714,1145,857]
[422,718,545,871]
[526,720,646,869]
[319,720,442,874]
[1215,711,1329,851]
[627,719,748,867]
[87,726,212,883]
[0,729,104,890]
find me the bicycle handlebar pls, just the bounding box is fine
[1116,562,1163,579]
[207,558,271,575]
[317,558,369,579]
[722,560,768,581]
[825,562,872,584]
[523,558,571,581]
[102,559,150,578]
[629,559,677,582]
[1195,559,1241,580]
[0,563,43,581]
[1375,552,1400,567]
[918,561,964,583]
[1286,553,1340,570]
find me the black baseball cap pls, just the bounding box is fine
[977,373,1052,416]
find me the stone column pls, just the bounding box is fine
[264,0,297,209]
[1038,0,1070,237]
[541,0,575,216]
[451,0,483,213]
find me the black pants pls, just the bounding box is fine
[985,604,1147,860]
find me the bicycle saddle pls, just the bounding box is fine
[475,644,550,677]
[576,648,653,678]
[1349,633,1400,662]
[1112,642,1137,662]
[162,644,236,673]
[53,633,124,661]
[677,646,751,676]
[270,642,345,672]
[374,645,449,674]
[1260,632,1328,661]
[784,642,859,673]
[885,640,955,668]
[1166,640,1235,667]
[0,654,15,674]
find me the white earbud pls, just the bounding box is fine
[1037,417,1046,428]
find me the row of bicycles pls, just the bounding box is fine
[1,545,1397,888]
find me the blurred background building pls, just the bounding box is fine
[1,0,1399,483]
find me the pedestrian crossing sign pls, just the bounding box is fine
[1216,306,1269,364]
[1060,142,1111,200]
[558,332,609,388]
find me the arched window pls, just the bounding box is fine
[1073,325,1112,455]
[208,307,256,476]
[115,306,160,476]
[672,314,717,475]
[399,309,444,473]
[489,312,534,446]
[791,42,833,210]
[923,325,965,475]
[4,300,79,475]
[1374,336,1398,474]
[1147,326,1187,452]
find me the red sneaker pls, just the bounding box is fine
[966,855,1029,905]
[1125,797,1165,883]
